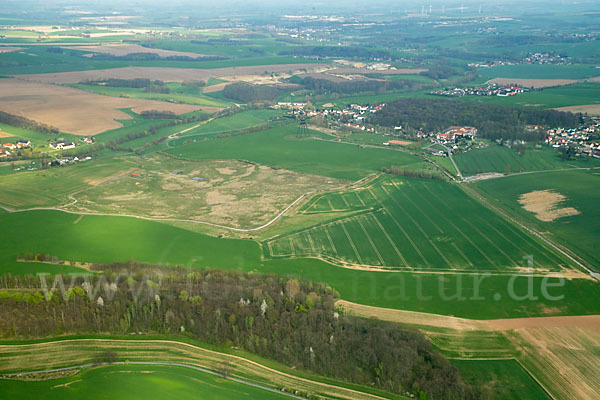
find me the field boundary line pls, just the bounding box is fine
[323,226,339,256]
[393,182,444,234]
[420,184,498,267]
[380,205,430,267]
[460,217,519,266]
[356,217,385,266]
[372,214,408,268]
[340,222,364,265]
[306,231,317,254]
[381,185,451,268]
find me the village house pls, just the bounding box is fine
[49,141,76,150]
[16,140,31,148]
[2,143,16,150]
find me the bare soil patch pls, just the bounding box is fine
[554,104,600,116]
[329,68,427,75]
[0,79,204,136]
[65,43,210,59]
[203,82,231,93]
[518,189,580,222]
[337,300,487,331]
[14,64,326,84]
[486,78,577,88]
[0,131,14,138]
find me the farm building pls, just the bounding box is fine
[49,141,76,150]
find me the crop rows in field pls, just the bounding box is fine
[266,176,571,272]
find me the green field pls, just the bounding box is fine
[168,109,284,145]
[0,364,289,400]
[473,169,600,271]
[452,144,600,176]
[452,360,550,400]
[0,209,260,275]
[266,174,573,272]
[2,208,600,318]
[166,124,422,180]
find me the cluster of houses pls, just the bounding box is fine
[435,126,478,144]
[544,120,600,158]
[431,84,526,97]
[0,140,32,158]
[274,102,387,132]
[468,52,570,68]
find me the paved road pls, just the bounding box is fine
[439,143,463,180]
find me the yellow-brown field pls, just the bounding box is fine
[0,79,205,135]
[339,300,600,400]
[14,64,327,84]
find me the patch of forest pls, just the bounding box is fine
[0,263,484,400]
[369,98,581,140]
[288,75,427,95]
[223,82,282,103]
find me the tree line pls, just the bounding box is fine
[0,263,485,400]
[288,75,427,96]
[369,98,581,140]
[279,46,393,60]
[0,110,59,134]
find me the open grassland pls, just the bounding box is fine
[0,364,291,400]
[473,169,600,271]
[452,144,600,176]
[452,360,550,400]
[13,64,326,84]
[0,79,204,135]
[265,175,576,273]
[68,154,344,229]
[0,338,396,400]
[2,210,600,319]
[0,158,130,209]
[165,125,422,181]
